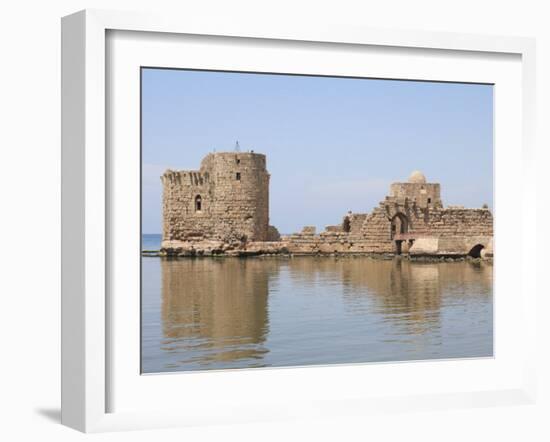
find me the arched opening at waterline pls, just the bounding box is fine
[468,244,485,258]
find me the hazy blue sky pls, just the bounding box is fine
[142,68,493,234]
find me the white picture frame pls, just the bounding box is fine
[61,9,537,433]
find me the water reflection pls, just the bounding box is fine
[160,259,281,368]
[141,257,493,373]
[283,258,491,335]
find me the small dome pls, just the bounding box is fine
[408,170,426,184]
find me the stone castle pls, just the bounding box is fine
[161,151,493,258]
[161,152,278,243]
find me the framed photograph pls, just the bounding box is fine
[61,9,537,432]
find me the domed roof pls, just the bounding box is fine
[408,170,427,184]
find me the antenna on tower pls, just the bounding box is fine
[234,140,241,152]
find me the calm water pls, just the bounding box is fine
[141,235,493,373]
[142,233,162,250]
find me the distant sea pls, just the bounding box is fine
[142,233,162,251]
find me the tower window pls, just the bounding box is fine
[236,172,241,180]
[195,195,202,212]
[428,198,432,203]
[236,158,240,164]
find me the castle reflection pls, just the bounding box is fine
[155,257,492,371]
[284,257,492,335]
[160,258,279,367]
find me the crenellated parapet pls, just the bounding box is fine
[161,169,211,186]
[161,151,270,244]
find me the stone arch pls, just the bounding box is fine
[390,213,409,239]
[468,244,484,258]
[195,194,202,212]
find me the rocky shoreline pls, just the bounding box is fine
[141,247,492,263]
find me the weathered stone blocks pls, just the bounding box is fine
[162,152,270,244]
[160,160,493,258]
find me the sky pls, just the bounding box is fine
[141,68,493,234]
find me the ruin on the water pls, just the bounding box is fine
[160,151,493,258]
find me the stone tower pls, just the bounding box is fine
[389,170,442,209]
[161,151,270,243]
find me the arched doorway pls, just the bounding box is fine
[468,244,484,258]
[390,213,409,239]
[391,213,409,255]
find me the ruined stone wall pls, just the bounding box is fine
[424,208,493,237]
[160,164,493,258]
[323,214,368,235]
[357,200,493,254]
[283,231,368,255]
[348,213,368,234]
[162,152,270,243]
[360,206,395,253]
[390,182,442,208]
[379,199,493,239]
[281,203,494,256]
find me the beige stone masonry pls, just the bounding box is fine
[161,160,493,258]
